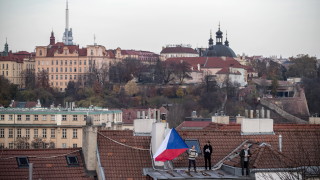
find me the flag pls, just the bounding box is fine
[153,128,188,162]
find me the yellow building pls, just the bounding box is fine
[35,32,117,91]
[0,42,35,88]
[0,105,122,149]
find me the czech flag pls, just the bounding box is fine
[153,128,188,162]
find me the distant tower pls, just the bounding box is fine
[208,30,214,49]
[224,31,229,47]
[50,31,55,45]
[3,38,9,56]
[216,22,223,45]
[62,0,73,45]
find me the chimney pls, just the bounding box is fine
[82,123,98,172]
[266,110,270,118]
[142,111,145,119]
[137,111,140,119]
[148,108,151,119]
[250,110,253,118]
[261,107,265,118]
[151,122,168,167]
[245,109,248,118]
[256,110,260,118]
[279,134,282,152]
[241,118,274,135]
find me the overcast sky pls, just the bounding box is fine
[0,0,319,58]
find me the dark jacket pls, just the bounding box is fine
[203,144,213,157]
[239,148,252,164]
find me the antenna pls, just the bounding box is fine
[94,34,96,45]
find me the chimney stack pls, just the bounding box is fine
[82,125,98,172]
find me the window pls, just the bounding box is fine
[51,129,55,138]
[17,115,21,121]
[65,75,67,80]
[34,115,38,121]
[74,75,76,80]
[73,129,77,139]
[62,115,67,121]
[74,60,77,65]
[60,75,63,80]
[79,67,82,72]
[84,60,86,65]
[73,144,77,148]
[56,67,58,72]
[62,143,67,148]
[26,129,30,138]
[65,67,68,72]
[185,139,202,154]
[26,115,30,121]
[51,67,54,72]
[0,143,4,148]
[56,75,58,80]
[61,60,63,65]
[61,67,63,72]
[49,142,55,148]
[66,156,79,166]
[42,129,47,138]
[65,60,67,65]
[9,143,14,149]
[26,143,30,149]
[0,115,4,121]
[62,129,67,138]
[0,129,4,138]
[79,60,82,65]
[34,129,38,138]
[52,60,54,65]
[17,128,22,138]
[9,115,13,121]
[73,115,77,121]
[70,75,72,79]
[42,115,46,121]
[51,75,54,80]
[17,157,29,167]
[56,60,58,65]
[70,68,72,72]
[9,129,13,138]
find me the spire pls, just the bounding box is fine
[224,30,229,47]
[208,29,213,48]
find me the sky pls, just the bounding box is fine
[0,0,319,58]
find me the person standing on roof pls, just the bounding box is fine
[239,144,252,176]
[188,145,198,172]
[203,140,213,170]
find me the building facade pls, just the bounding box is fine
[35,32,116,91]
[0,41,35,88]
[0,106,122,149]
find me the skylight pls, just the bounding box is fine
[66,156,79,166]
[185,139,202,154]
[17,157,29,168]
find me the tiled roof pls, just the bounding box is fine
[97,130,152,180]
[0,52,25,63]
[0,148,93,180]
[12,101,37,108]
[45,42,87,57]
[176,121,212,130]
[160,46,198,54]
[216,67,241,75]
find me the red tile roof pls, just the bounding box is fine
[0,52,25,63]
[176,121,212,130]
[160,46,198,54]
[0,148,93,180]
[97,124,320,178]
[216,67,241,75]
[97,130,152,179]
[45,42,87,57]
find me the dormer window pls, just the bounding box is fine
[17,157,29,168]
[185,139,202,154]
[39,50,42,56]
[66,156,79,166]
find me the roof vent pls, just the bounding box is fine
[241,118,274,135]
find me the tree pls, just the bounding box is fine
[174,61,192,84]
[21,70,36,89]
[176,87,184,98]
[36,70,50,90]
[0,76,18,106]
[124,79,139,96]
[287,54,318,78]
[271,77,279,97]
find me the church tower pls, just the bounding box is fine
[215,23,223,45]
[62,0,74,45]
[2,38,9,56]
[224,31,229,47]
[50,31,55,45]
